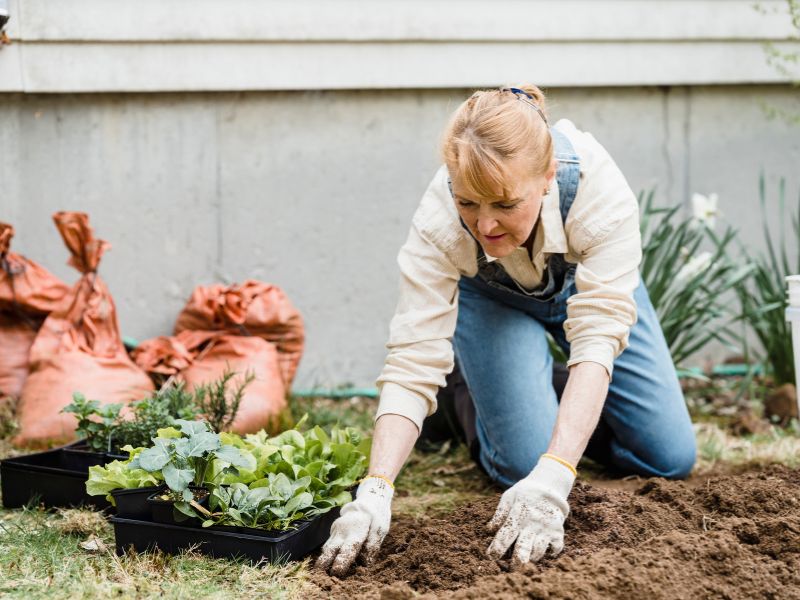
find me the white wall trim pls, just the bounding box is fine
[1,0,798,92]
[12,0,799,42]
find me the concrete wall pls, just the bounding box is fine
[2,85,798,387]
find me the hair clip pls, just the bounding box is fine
[500,87,548,124]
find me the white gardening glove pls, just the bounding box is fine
[487,455,576,567]
[316,476,394,577]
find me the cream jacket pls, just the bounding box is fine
[375,119,642,432]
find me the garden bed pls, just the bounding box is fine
[311,466,800,599]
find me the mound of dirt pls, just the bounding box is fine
[310,466,800,599]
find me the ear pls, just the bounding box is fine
[546,158,557,183]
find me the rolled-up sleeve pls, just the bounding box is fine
[375,224,460,433]
[563,130,642,379]
[564,212,641,378]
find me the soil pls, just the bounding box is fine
[310,466,800,599]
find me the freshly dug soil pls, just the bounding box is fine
[310,466,800,599]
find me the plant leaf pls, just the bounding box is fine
[138,446,171,472]
[215,445,257,470]
[162,463,194,493]
[184,431,221,457]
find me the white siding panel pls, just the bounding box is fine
[1,0,798,91]
[18,41,797,93]
[0,44,23,91]
[15,0,798,42]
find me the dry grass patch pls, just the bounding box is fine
[694,421,800,473]
[53,508,107,537]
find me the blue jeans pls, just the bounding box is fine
[453,278,696,488]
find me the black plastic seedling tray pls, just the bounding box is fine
[111,507,341,563]
[62,443,128,467]
[112,486,164,520]
[0,445,113,509]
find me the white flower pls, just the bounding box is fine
[676,251,713,282]
[691,193,719,229]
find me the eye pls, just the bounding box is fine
[458,200,477,208]
[497,203,519,210]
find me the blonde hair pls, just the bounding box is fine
[441,84,553,201]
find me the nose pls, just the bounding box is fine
[476,215,499,236]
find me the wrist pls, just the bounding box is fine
[540,452,577,477]
[527,454,577,500]
[359,473,395,489]
[356,476,395,502]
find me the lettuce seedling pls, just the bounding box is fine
[86,445,162,505]
[131,420,255,502]
[188,418,370,530]
[198,475,315,530]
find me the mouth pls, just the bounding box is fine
[483,233,506,243]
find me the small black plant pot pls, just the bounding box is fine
[147,487,209,526]
[112,485,164,520]
[111,506,342,563]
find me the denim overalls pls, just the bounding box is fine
[449,127,696,487]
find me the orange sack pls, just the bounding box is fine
[132,330,286,434]
[0,223,70,398]
[13,213,154,448]
[174,280,304,387]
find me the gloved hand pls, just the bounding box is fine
[486,454,576,567]
[316,476,394,576]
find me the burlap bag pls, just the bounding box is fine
[174,280,304,387]
[133,330,286,434]
[14,213,154,447]
[0,222,70,397]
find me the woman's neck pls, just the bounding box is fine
[523,211,542,260]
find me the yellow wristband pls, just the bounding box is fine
[541,453,578,477]
[359,474,395,489]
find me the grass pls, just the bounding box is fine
[0,504,310,599]
[1,386,799,597]
[394,441,495,517]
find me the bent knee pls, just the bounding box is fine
[482,439,548,487]
[645,441,697,480]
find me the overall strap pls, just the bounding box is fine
[549,126,581,225]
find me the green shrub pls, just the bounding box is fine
[734,175,800,385]
[640,190,752,366]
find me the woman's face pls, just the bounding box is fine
[452,157,555,258]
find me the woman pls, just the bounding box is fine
[317,84,696,576]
